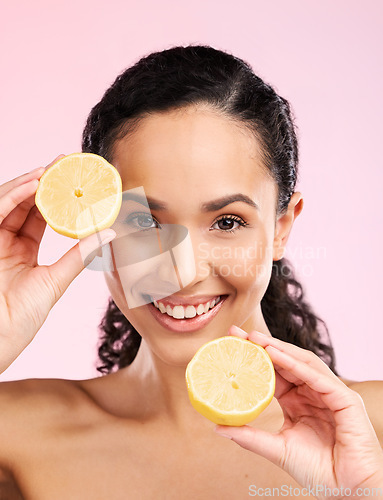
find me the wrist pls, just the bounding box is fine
[355,468,383,494]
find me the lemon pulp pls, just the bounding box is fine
[186,336,276,426]
[35,153,122,239]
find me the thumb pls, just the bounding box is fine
[214,425,286,467]
[48,229,116,297]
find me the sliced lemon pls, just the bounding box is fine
[186,336,276,426]
[35,153,122,239]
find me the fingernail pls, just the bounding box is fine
[229,325,242,334]
[29,167,44,174]
[99,229,116,245]
[214,427,233,440]
[252,330,267,336]
[45,155,66,170]
[80,229,116,268]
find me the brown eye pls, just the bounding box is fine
[212,215,248,234]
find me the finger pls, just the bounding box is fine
[264,345,357,414]
[43,154,65,171]
[0,155,66,233]
[229,325,328,372]
[273,367,295,399]
[215,425,286,469]
[268,345,380,446]
[229,325,316,363]
[227,326,295,398]
[0,154,64,198]
[45,229,117,302]
[18,203,47,244]
[0,167,45,198]
[227,324,248,339]
[0,179,40,226]
[272,363,333,409]
[1,191,39,233]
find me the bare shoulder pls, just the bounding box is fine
[339,376,383,404]
[0,378,89,469]
[339,376,383,447]
[0,377,88,419]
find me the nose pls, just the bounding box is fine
[111,223,216,307]
[155,225,213,292]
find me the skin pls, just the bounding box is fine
[104,105,298,400]
[0,106,382,499]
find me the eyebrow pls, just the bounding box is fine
[122,192,259,212]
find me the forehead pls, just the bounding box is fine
[112,107,276,211]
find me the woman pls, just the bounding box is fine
[0,45,382,499]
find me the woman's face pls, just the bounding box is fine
[104,106,289,366]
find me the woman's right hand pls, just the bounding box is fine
[0,155,116,374]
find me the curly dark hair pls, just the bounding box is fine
[82,44,338,376]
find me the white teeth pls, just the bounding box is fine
[196,304,205,315]
[172,306,185,319]
[172,305,198,319]
[185,305,197,318]
[152,296,222,318]
[166,305,173,317]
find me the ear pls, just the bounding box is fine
[273,192,304,261]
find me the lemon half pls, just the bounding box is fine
[186,336,276,426]
[35,153,122,239]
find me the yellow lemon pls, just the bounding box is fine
[186,336,276,426]
[35,153,122,239]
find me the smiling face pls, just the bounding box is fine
[104,105,290,365]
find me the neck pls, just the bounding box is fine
[113,305,273,431]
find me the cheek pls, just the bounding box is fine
[104,226,275,314]
[198,228,274,292]
[103,227,196,309]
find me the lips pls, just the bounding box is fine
[145,294,229,333]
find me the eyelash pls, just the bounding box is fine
[125,213,249,234]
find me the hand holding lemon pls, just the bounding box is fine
[209,326,383,497]
[0,153,120,374]
[35,153,122,239]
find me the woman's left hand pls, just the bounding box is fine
[214,326,383,499]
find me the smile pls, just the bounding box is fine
[153,296,222,319]
[145,295,229,333]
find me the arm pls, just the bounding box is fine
[348,380,383,449]
[0,155,115,374]
[215,326,383,499]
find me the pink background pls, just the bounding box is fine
[1,0,382,382]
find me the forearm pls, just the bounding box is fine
[0,336,25,375]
